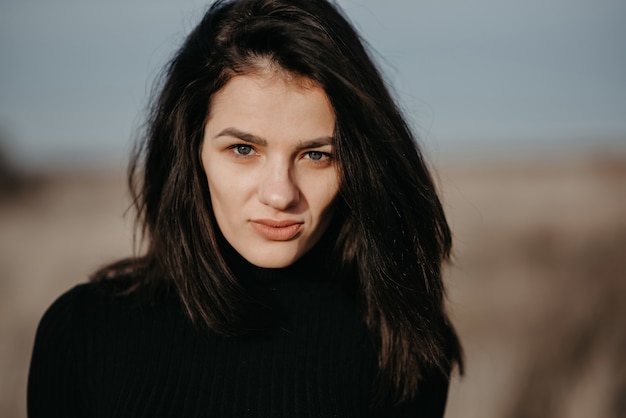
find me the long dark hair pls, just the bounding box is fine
[94,0,463,403]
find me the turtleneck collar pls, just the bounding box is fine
[218,228,336,286]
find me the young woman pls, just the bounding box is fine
[28,0,463,416]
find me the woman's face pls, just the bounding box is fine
[201,72,339,268]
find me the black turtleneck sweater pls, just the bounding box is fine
[28,251,449,417]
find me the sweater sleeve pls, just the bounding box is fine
[28,286,87,418]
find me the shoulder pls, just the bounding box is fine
[35,278,147,339]
[28,278,155,415]
[41,278,131,314]
[32,277,184,369]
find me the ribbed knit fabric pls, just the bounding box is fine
[28,252,449,417]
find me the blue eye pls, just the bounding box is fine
[233,145,253,156]
[306,151,325,161]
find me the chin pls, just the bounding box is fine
[242,247,302,269]
[246,255,297,269]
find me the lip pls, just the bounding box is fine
[250,219,303,241]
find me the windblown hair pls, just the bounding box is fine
[94,0,462,403]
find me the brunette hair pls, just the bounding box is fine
[94,0,463,403]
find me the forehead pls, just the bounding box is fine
[210,68,326,109]
[205,72,335,143]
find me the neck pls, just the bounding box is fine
[219,230,335,285]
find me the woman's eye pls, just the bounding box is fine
[232,145,254,156]
[305,151,326,161]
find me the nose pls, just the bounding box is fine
[257,162,300,210]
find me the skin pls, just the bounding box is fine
[201,71,340,268]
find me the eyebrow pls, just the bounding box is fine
[214,128,267,146]
[214,127,334,150]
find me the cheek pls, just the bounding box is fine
[207,176,236,214]
[309,174,340,217]
[204,163,256,220]
[203,158,230,213]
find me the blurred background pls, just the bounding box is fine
[1,0,625,417]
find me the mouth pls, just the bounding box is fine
[250,219,303,241]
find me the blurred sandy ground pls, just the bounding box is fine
[1,151,625,417]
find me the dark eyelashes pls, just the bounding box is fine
[232,144,254,155]
[225,144,333,163]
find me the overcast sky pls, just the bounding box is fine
[1,0,625,169]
